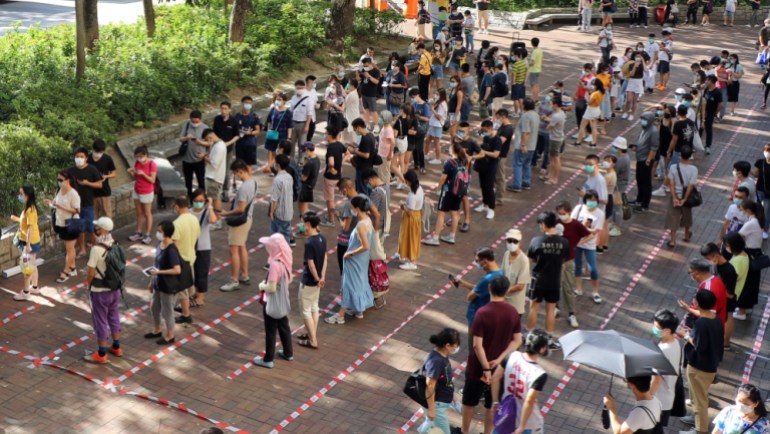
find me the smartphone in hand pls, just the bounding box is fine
[448,274,460,287]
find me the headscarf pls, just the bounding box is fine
[259,233,292,284]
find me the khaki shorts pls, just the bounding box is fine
[323,178,337,202]
[478,9,490,20]
[299,283,320,319]
[206,179,223,200]
[93,196,113,218]
[132,190,155,205]
[548,139,565,156]
[505,289,526,314]
[227,218,252,246]
[177,286,196,300]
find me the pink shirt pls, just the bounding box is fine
[134,159,157,195]
[378,126,394,158]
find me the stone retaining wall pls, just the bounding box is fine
[526,5,770,24]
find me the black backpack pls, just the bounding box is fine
[92,242,126,291]
[493,73,509,98]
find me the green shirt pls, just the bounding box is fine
[529,47,543,74]
[512,59,528,85]
[730,254,749,298]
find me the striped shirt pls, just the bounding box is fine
[511,59,528,85]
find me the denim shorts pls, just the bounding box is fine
[432,64,445,80]
[428,126,443,138]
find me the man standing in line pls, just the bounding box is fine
[88,139,116,221]
[475,0,490,34]
[632,112,659,212]
[219,160,258,292]
[178,110,208,198]
[200,129,227,219]
[270,154,294,244]
[555,202,591,328]
[320,126,346,227]
[171,196,200,325]
[289,80,313,162]
[529,38,544,100]
[507,98,539,193]
[213,101,241,199]
[701,75,722,155]
[69,147,104,258]
[233,97,261,174]
[305,75,320,144]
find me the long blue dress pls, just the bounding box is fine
[341,218,375,313]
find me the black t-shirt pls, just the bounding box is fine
[423,350,454,403]
[213,114,239,144]
[658,123,672,155]
[528,234,570,292]
[87,154,116,198]
[450,46,467,64]
[473,135,502,171]
[360,68,382,98]
[460,138,482,157]
[685,315,724,373]
[302,156,321,189]
[716,261,738,296]
[497,124,515,158]
[703,87,723,115]
[448,11,464,33]
[325,141,346,181]
[394,116,414,138]
[68,165,103,207]
[355,133,376,171]
[671,118,696,153]
[754,158,770,192]
[302,234,327,286]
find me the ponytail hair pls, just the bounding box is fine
[404,169,420,194]
[451,142,468,161]
[429,328,461,348]
[350,195,370,212]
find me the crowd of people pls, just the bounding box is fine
[6,3,770,433]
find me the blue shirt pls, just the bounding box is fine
[236,112,261,147]
[466,269,504,324]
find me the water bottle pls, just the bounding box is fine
[602,405,610,429]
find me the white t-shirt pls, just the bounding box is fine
[405,186,425,211]
[599,29,613,48]
[644,42,660,60]
[740,217,764,249]
[502,351,546,431]
[582,174,609,212]
[54,188,81,227]
[344,91,361,131]
[624,398,663,431]
[571,205,605,250]
[206,140,227,184]
[725,0,736,11]
[429,102,447,128]
[307,89,319,122]
[659,40,672,62]
[655,341,681,411]
[724,204,748,233]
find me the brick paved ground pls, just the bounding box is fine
[0,19,769,434]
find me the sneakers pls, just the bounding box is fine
[609,227,622,237]
[652,186,668,197]
[592,294,603,304]
[175,315,192,324]
[220,281,240,292]
[568,314,579,328]
[733,311,747,320]
[679,415,695,426]
[128,232,144,242]
[109,347,124,357]
[474,204,488,213]
[83,352,108,364]
[289,238,297,247]
[705,147,711,155]
[278,350,294,361]
[584,134,592,143]
[627,115,634,121]
[548,339,562,351]
[319,217,335,227]
[239,276,251,285]
[254,356,275,369]
[422,235,440,246]
[325,314,345,324]
[440,234,456,244]
[633,205,649,213]
[399,261,418,270]
[141,235,153,245]
[678,429,697,434]
[13,290,31,301]
[428,159,443,165]
[764,232,769,240]
[621,113,628,119]
[574,287,583,296]
[460,222,470,233]
[485,209,495,220]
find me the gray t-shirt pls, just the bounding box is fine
[234,178,258,219]
[191,208,211,251]
[271,171,294,222]
[615,154,631,193]
[180,121,209,164]
[369,185,388,230]
[668,163,698,197]
[582,174,609,212]
[513,110,540,150]
[548,110,566,142]
[461,75,475,104]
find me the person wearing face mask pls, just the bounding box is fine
[82,217,124,363]
[713,384,770,434]
[533,95,554,181]
[47,171,81,284]
[700,242,738,347]
[189,189,218,307]
[579,154,609,212]
[69,147,104,259]
[473,119,502,220]
[642,34,659,94]
[219,160,258,292]
[597,155,616,253]
[714,60,730,120]
[198,129,226,221]
[494,109,514,204]
[603,375,663,434]
[127,146,157,245]
[87,139,116,222]
[358,58,382,132]
[213,101,241,200]
[145,221,185,346]
[409,88,431,174]
[598,22,614,64]
[737,200,764,319]
[304,75,320,143]
[544,96,567,185]
[633,112,659,212]
[343,79,361,143]
[677,290,723,433]
[168,196,200,325]
[491,329,550,434]
[726,55,743,116]
[649,309,681,428]
[656,29,673,91]
[420,328,461,434]
[325,74,347,133]
[555,201,591,328]
[751,143,770,238]
[178,110,209,199]
[507,98,539,193]
[718,186,749,242]
[571,190,605,304]
[500,229,531,316]
[424,142,470,246]
[665,145,697,247]
[622,52,645,120]
[233,96,261,174]
[665,105,696,181]
[384,56,407,116]
[288,80,313,165]
[11,185,40,301]
[610,137,630,236]
[731,161,755,201]
[264,92,293,172]
[526,212,569,347]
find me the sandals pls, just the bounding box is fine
[683,231,692,242]
[298,339,318,349]
[297,334,309,341]
[189,296,204,308]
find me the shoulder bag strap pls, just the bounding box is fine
[676,164,686,200]
[275,109,288,128]
[637,406,659,425]
[741,418,759,434]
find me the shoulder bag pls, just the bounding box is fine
[670,344,687,417]
[676,164,703,208]
[179,121,191,156]
[403,367,429,408]
[225,179,258,227]
[266,109,289,142]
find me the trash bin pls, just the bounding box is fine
[655,4,667,24]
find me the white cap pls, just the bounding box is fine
[505,229,523,241]
[675,87,687,95]
[93,217,114,232]
[611,137,628,150]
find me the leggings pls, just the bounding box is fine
[413,135,426,169]
[764,84,770,105]
[263,304,293,363]
[418,74,431,101]
[704,114,715,149]
[337,243,348,275]
[182,160,206,198]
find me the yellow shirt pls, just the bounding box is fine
[419,52,433,76]
[588,90,604,107]
[529,47,543,73]
[596,73,611,91]
[19,207,40,244]
[172,212,201,264]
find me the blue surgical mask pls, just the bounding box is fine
[610,147,618,156]
[652,325,662,339]
[682,101,690,107]
[17,195,25,204]
[544,95,552,103]
[656,110,664,117]
[675,95,683,102]
[586,200,599,209]
[337,72,345,79]
[473,260,482,269]
[640,119,649,127]
[243,103,253,111]
[457,131,466,140]
[734,197,743,205]
[584,165,595,174]
[355,134,362,145]
[411,98,418,105]
[450,82,457,88]
[192,201,205,210]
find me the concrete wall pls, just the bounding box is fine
[527,5,769,24]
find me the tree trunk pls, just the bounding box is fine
[143,0,156,37]
[228,0,251,43]
[84,0,99,50]
[327,0,356,44]
[75,0,87,81]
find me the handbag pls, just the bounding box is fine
[396,137,408,153]
[369,259,390,295]
[676,164,703,208]
[266,109,288,142]
[66,213,88,235]
[389,90,405,107]
[621,193,632,221]
[403,368,429,408]
[179,121,191,156]
[670,346,687,417]
[225,180,258,227]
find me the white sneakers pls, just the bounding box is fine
[621,113,628,119]
[474,204,488,213]
[733,311,747,320]
[428,159,442,165]
[399,261,418,270]
[609,227,622,237]
[628,115,635,121]
[486,209,495,220]
[652,186,669,197]
[568,314,579,328]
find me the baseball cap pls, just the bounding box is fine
[505,229,522,241]
[300,142,315,152]
[675,87,687,96]
[94,217,114,232]
[611,137,628,150]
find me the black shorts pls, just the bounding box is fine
[657,60,670,74]
[727,296,737,313]
[299,187,314,203]
[606,194,614,218]
[462,378,492,408]
[532,284,560,303]
[54,225,79,241]
[727,81,740,102]
[660,409,671,427]
[438,190,462,212]
[236,142,258,166]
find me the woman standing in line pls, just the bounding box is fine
[712,384,769,434]
[398,170,424,271]
[420,328,461,434]
[46,171,80,284]
[263,92,293,173]
[736,200,764,320]
[426,89,448,165]
[11,185,40,301]
[145,221,183,345]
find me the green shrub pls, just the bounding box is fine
[354,8,405,36]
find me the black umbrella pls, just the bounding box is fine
[558,329,677,378]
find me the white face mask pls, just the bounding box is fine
[736,400,754,415]
[558,214,570,222]
[156,231,164,242]
[507,242,519,253]
[764,151,770,160]
[451,345,461,354]
[92,152,103,160]
[600,161,611,169]
[74,157,86,167]
[733,169,739,178]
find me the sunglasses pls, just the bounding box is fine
[506,238,520,244]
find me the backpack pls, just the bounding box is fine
[493,394,519,433]
[449,159,470,197]
[287,162,301,202]
[493,72,509,98]
[92,242,126,291]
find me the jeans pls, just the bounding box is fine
[618,79,628,108]
[581,7,592,28]
[757,191,770,229]
[182,160,206,198]
[719,87,728,117]
[432,21,445,40]
[460,101,472,122]
[511,149,532,190]
[465,32,474,53]
[270,218,291,243]
[600,45,611,64]
[636,160,653,208]
[532,132,550,170]
[479,161,498,209]
[704,113,715,149]
[574,247,599,280]
[263,303,292,363]
[670,151,681,167]
[424,401,451,434]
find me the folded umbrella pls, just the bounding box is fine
[559,329,677,378]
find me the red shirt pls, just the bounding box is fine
[561,219,591,261]
[691,275,728,325]
[467,301,521,380]
[575,73,594,100]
